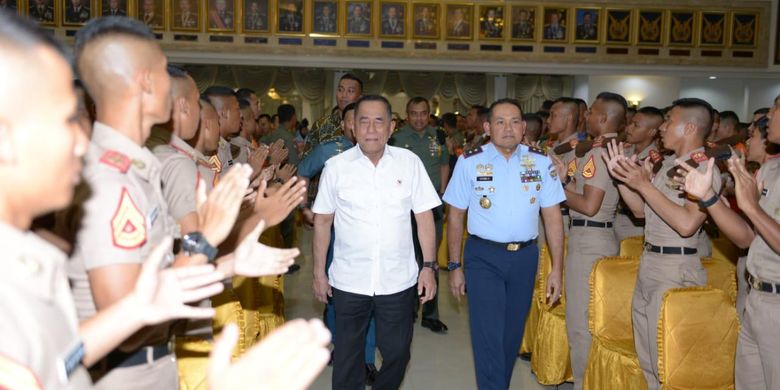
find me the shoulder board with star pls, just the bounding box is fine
[463,146,483,158]
[528,146,546,156]
[99,151,131,174]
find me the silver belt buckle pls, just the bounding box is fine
[751,275,761,290]
[507,243,519,251]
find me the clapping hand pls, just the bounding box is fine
[727,154,763,214]
[601,140,652,190]
[254,176,307,227]
[672,158,716,200]
[198,164,252,246]
[269,140,288,165]
[248,146,269,176]
[275,164,297,182]
[232,220,299,277]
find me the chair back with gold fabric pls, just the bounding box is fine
[710,236,740,264]
[588,256,640,342]
[619,236,645,258]
[657,287,738,390]
[701,257,737,304]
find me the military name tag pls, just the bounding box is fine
[762,188,768,197]
[477,176,493,181]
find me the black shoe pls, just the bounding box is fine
[421,318,448,333]
[285,264,301,275]
[365,363,378,386]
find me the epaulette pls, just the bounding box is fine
[574,133,626,158]
[666,144,732,178]
[553,139,578,155]
[464,146,483,158]
[99,150,131,174]
[230,144,241,159]
[528,146,546,156]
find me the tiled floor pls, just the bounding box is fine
[284,227,572,389]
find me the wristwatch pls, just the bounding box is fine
[422,261,438,271]
[447,262,462,271]
[181,232,218,262]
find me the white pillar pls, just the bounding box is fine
[573,75,589,102]
[493,74,508,101]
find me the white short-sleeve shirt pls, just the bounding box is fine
[312,144,441,296]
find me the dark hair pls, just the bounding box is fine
[203,85,236,98]
[167,64,188,79]
[342,102,357,120]
[551,97,580,119]
[441,112,457,128]
[536,111,550,121]
[0,10,67,57]
[574,98,587,108]
[470,104,486,111]
[627,107,637,115]
[277,104,296,123]
[477,107,490,122]
[541,100,555,111]
[235,88,256,101]
[75,16,155,58]
[637,106,664,121]
[487,98,523,121]
[271,114,279,122]
[719,110,740,125]
[672,98,714,133]
[354,95,393,119]
[755,115,770,139]
[595,92,628,113]
[523,113,542,128]
[754,107,770,116]
[199,98,214,111]
[258,113,271,121]
[238,98,251,110]
[339,73,363,92]
[406,96,430,113]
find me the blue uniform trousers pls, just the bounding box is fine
[324,227,377,364]
[464,236,539,390]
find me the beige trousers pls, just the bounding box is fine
[736,288,780,390]
[632,252,706,390]
[565,225,618,390]
[93,353,178,390]
[613,212,644,243]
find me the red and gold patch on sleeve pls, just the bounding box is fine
[582,155,596,178]
[111,188,147,249]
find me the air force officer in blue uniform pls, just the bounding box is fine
[443,98,566,389]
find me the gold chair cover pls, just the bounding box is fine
[620,236,645,258]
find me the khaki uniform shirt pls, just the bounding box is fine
[229,136,253,165]
[747,156,780,282]
[68,122,176,322]
[569,133,620,223]
[390,125,449,191]
[215,137,234,177]
[554,132,580,179]
[153,134,215,221]
[0,223,92,389]
[644,148,722,248]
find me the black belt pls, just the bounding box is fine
[104,344,170,370]
[470,235,536,252]
[644,243,697,255]
[747,273,780,294]
[571,219,613,228]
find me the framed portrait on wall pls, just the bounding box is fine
[379,1,406,38]
[573,7,599,43]
[63,0,92,26]
[311,0,338,35]
[478,5,503,40]
[28,0,56,26]
[276,0,303,34]
[345,0,371,36]
[138,0,164,30]
[412,3,439,39]
[171,0,201,31]
[731,11,758,48]
[0,0,18,14]
[541,7,566,42]
[101,0,127,16]
[445,4,472,40]
[510,5,535,41]
[605,9,632,45]
[637,9,664,45]
[206,0,235,31]
[699,11,726,47]
[669,10,696,47]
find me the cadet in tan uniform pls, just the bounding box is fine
[231,98,258,165]
[613,106,662,242]
[605,98,721,390]
[203,86,241,174]
[677,98,780,390]
[548,97,581,237]
[551,92,625,390]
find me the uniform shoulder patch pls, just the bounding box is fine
[690,151,708,163]
[111,188,147,249]
[528,146,546,156]
[99,151,131,174]
[582,155,596,179]
[464,146,483,158]
[0,353,43,390]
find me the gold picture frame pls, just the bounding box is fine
[170,0,201,32]
[62,0,93,27]
[28,0,58,26]
[378,1,406,39]
[541,6,567,43]
[240,0,270,34]
[137,0,165,31]
[100,0,128,17]
[573,7,600,44]
[478,4,503,40]
[310,0,338,36]
[605,8,632,45]
[411,2,439,40]
[276,0,304,35]
[445,3,472,41]
[699,11,726,47]
[668,10,696,47]
[637,9,664,46]
[509,5,536,42]
[730,11,759,48]
[344,0,371,37]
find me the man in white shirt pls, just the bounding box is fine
[312,95,439,390]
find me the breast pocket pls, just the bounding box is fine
[383,184,412,216]
[337,189,369,215]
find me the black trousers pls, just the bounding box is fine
[411,204,443,320]
[332,287,416,390]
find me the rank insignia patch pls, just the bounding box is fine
[567,159,577,177]
[111,188,147,249]
[582,156,596,179]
